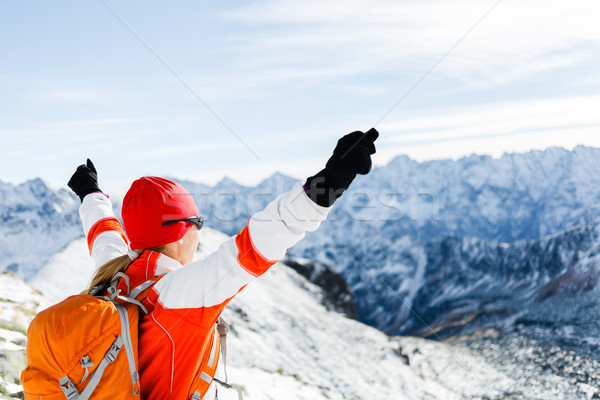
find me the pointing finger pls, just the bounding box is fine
[365,127,379,143]
[86,159,97,174]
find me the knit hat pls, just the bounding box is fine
[122,177,199,249]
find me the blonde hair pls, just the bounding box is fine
[84,246,167,295]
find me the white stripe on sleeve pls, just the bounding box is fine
[249,181,330,261]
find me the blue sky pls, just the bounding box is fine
[2,0,600,195]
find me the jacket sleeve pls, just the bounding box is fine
[79,193,129,269]
[152,181,331,313]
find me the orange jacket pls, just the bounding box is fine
[80,182,330,399]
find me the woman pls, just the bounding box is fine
[67,129,378,399]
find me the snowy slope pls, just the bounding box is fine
[0,274,53,398]
[4,230,599,399]
[29,237,95,302]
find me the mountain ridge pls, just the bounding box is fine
[3,146,600,350]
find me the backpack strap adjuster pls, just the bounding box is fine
[59,376,80,400]
[105,338,123,363]
[191,391,202,400]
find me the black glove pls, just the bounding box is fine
[305,128,378,207]
[68,159,102,202]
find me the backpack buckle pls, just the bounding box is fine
[106,286,121,302]
[59,376,80,400]
[106,344,119,363]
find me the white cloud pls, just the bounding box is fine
[217,0,600,92]
[376,128,600,165]
[23,89,123,105]
[375,94,600,162]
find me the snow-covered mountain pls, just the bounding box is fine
[299,218,600,356]
[0,178,80,280]
[3,146,600,379]
[181,146,600,244]
[2,229,598,399]
[5,146,600,284]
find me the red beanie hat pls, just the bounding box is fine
[122,177,199,249]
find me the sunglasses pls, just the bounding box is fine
[161,216,204,230]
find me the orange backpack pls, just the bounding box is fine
[21,273,158,400]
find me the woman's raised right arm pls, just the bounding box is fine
[151,128,379,319]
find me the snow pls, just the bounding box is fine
[221,367,331,400]
[29,237,95,302]
[196,227,232,257]
[0,274,53,398]
[0,329,26,351]
[0,381,22,400]
[0,228,598,398]
[0,274,52,317]
[221,265,417,399]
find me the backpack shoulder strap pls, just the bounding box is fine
[57,302,140,400]
[130,277,161,300]
[114,303,140,395]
